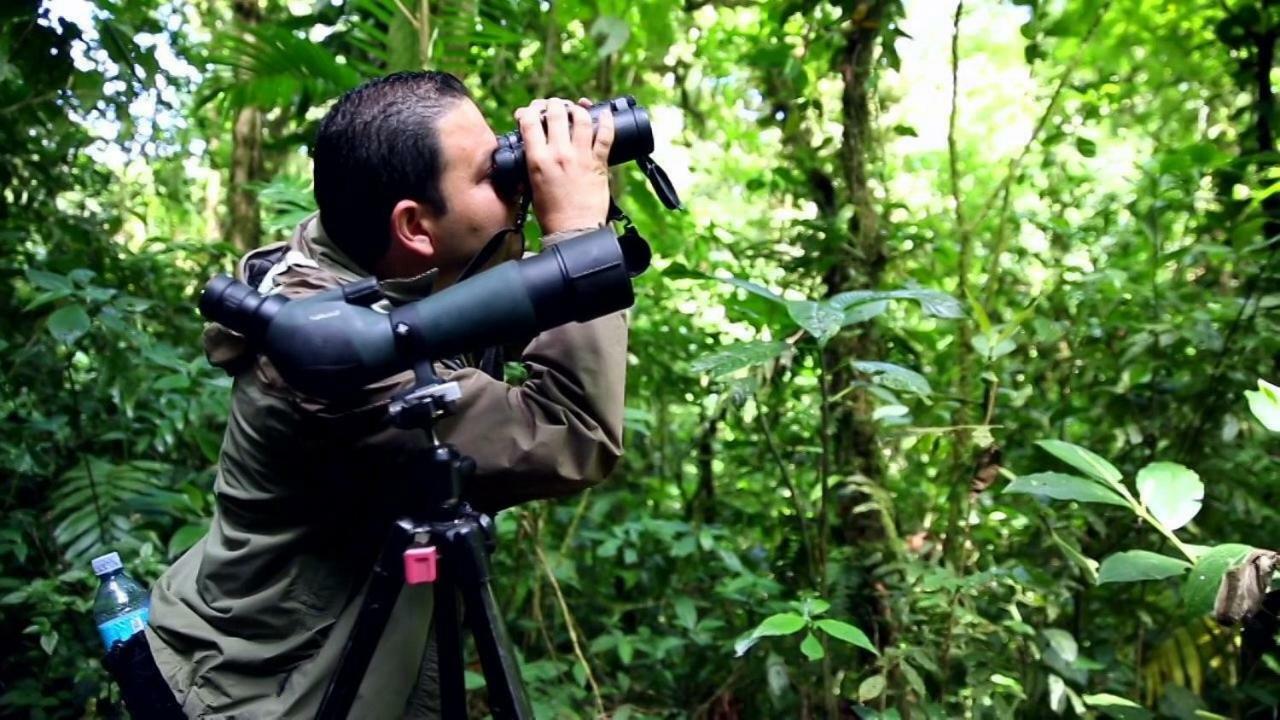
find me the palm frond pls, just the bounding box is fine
[198,23,363,112]
[1140,620,1235,706]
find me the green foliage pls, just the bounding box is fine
[734,597,877,660]
[1097,551,1191,584]
[1004,471,1129,506]
[6,0,1280,717]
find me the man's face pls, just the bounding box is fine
[420,99,520,286]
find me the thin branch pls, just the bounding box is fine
[966,0,1113,235]
[522,516,606,717]
[816,351,833,594]
[940,0,974,573]
[521,512,561,664]
[982,183,1014,306]
[757,407,818,584]
[693,664,745,719]
[536,0,558,96]
[0,90,59,117]
[557,488,592,558]
[63,363,108,545]
[948,0,968,241]
[390,0,421,30]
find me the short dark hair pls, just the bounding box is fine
[312,71,472,270]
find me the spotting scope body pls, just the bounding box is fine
[199,227,648,398]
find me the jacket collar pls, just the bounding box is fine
[298,212,440,305]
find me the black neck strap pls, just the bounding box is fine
[458,194,532,284]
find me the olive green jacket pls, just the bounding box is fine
[145,214,627,718]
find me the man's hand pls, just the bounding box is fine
[514,97,615,237]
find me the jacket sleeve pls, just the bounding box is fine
[434,305,628,512]
[432,224,629,510]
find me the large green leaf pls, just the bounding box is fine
[851,361,932,397]
[1047,674,1067,714]
[1042,628,1078,663]
[1035,439,1123,485]
[787,300,844,345]
[721,277,784,303]
[199,23,362,111]
[1182,543,1254,615]
[814,619,878,655]
[1003,472,1128,506]
[1244,378,1280,431]
[47,304,91,345]
[751,613,807,637]
[690,341,789,376]
[858,674,886,702]
[1083,693,1153,720]
[26,269,73,293]
[843,300,889,324]
[734,612,808,656]
[799,632,824,660]
[1135,462,1203,531]
[589,15,631,57]
[829,288,965,318]
[673,597,697,630]
[167,522,207,559]
[1097,551,1191,584]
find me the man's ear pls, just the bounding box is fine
[388,199,437,261]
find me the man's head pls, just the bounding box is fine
[313,71,518,284]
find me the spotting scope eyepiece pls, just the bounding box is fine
[198,227,649,398]
[199,274,289,341]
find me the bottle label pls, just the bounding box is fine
[98,608,149,650]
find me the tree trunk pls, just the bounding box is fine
[825,3,888,486]
[227,0,264,253]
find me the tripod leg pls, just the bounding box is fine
[316,521,414,720]
[446,520,534,720]
[434,565,467,718]
[462,577,533,719]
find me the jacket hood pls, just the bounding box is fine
[201,213,439,374]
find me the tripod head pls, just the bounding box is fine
[388,362,461,430]
[313,353,526,720]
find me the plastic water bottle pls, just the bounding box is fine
[91,551,150,651]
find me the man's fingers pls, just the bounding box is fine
[516,99,549,158]
[593,103,615,164]
[568,103,593,152]
[543,98,571,151]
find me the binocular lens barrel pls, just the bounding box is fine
[491,96,653,200]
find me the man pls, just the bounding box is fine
[142,71,627,717]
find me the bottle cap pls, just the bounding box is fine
[91,552,123,577]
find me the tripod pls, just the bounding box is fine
[315,361,534,720]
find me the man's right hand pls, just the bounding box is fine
[514,97,615,237]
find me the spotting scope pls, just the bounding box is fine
[198,227,649,397]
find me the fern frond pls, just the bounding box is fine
[48,457,186,562]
